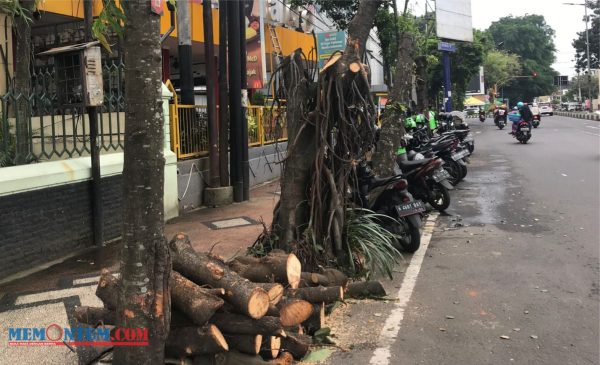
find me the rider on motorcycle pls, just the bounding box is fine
[511,101,533,134]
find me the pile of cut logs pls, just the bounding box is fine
[74,233,387,364]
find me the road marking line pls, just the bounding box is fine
[582,131,600,137]
[585,125,600,129]
[561,173,568,177]
[369,212,439,365]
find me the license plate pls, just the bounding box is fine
[520,127,529,131]
[396,200,426,217]
[498,110,505,115]
[451,150,468,161]
[432,168,451,182]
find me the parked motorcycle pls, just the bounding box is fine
[351,162,425,252]
[532,114,540,128]
[514,120,532,144]
[396,155,453,212]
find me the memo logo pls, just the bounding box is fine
[8,324,149,347]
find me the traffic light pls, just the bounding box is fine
[532,72,538,78]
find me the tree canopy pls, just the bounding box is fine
[487,14,557,103]
[572,0,599,72]
[483,50,521,91]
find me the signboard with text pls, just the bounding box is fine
[244,0,264,88]
[316,31,346,69]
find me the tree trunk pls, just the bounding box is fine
[345,280,387,299]
[96,269,119,309]
[272,50,315,250]
[210,313,286,337]
[287,286,344,304]
[113,2,171,363]
[165,325,228,356]
[372,32,414,177]
[169,234,270,319]
[344,0,383,61]
[171,271,225,325]
[13,0,34,165]
[415,55,429,111]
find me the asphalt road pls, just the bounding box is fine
[389,115,600,364]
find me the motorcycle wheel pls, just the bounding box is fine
[533,125,538,128]
[392,216,422,253]
[458,161,468,179]
[468,142,475,154]
[443,159,462,185]
[428,182,451,212]
[497,123,505,130]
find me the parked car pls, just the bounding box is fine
[539,104,553,116]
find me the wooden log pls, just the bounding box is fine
[171,271,225,325]
[281,332,312,360]
[270,352,294,365]
[299,272,314,287]
[345,281,387,299]
[210,313,286,337]
[96,269,119,310]
[266,304,279,317]
[287,286,344,304]
[259,336,281,359]
[166,324,228,356]
[203,288,226,297]
[73,306,115,325]
[277,298,313,327]
[302,302,325,336]
[229,253,301,289]
[169,233,270,319]
[254,283,284,305]
[194,352,272,365]
[319,268,348,288]
[224,334,262,355]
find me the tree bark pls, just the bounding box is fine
[171,271,225,325]
[169,233,270,319]
[345,281,387,299]
[13,0,34,165]
[415,55,429,111]
[281,332,312,360]
[253,283,284,305]
[210,313,286,337]
[96,269,119,310]
[73,306,116,326]
[114,2,171,363]
[287,286,344,304]
[165,325,228,356]
[223,334,262,355]
[372,32,414,177]
[344,0,384,61]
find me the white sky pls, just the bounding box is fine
[409,0,589,76]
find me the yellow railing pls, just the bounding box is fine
[247,105,288,147]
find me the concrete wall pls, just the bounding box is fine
[554,111,600,121]
[177,142,286,213]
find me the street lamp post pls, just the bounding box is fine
[564,2,593,110]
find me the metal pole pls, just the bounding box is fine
[442,51,452,111]
[228,0,243,202]
[239,0,249,202]
[584,4,593,110]
[84,0,103,245]
[204,0,219,186]
[177,1,194,105]
[218,0,229,187]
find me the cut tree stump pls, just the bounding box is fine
[277,298,313,327]
[73,306,115,325]
[171,271,225,325]
[270,352,294,365]
[254,283,284,305]
[302,302,325,336]
[166,324,228,356]
[210,313,286,337]
[319,268,348,288]
[287,286,344,304]
[96,269,119,310]
[224,334,262,355]
[281,332,312,359]
[259,336,281,359]
[169,233,270,319]
[345,281,387,298]
[229,253,301,289]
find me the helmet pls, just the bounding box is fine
[517,102,524,108]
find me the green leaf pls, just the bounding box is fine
[302,348,334,363]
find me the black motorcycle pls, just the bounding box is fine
[494,109,507,130]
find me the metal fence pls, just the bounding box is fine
[0,60,125,166]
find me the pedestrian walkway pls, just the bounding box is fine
[0,181,281,364]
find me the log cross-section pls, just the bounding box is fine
[170,271,225,325]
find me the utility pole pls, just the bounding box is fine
[239,0,249,201]
[218,0,229,188]
[564,2,593,110]
[177,1,194,105]
[203,0,219,186]
[228,0,243,202]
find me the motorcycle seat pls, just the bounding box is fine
[369,175,402,189]
[397,158,433,172]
